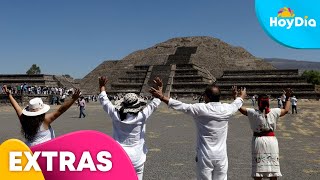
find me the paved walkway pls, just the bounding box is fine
[0,100,319,179]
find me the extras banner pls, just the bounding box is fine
[0,131,137,180]
[255,0,320,48]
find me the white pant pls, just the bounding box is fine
[196,155,228,180]
[135,164,144,180]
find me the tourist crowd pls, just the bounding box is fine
[2,76,296,180]
[0,84,71,96]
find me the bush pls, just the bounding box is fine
[302,70,320,85]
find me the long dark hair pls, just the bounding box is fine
[20,114,46,142]
[258,94,270,114]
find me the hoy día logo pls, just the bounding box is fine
[270,7,317,29]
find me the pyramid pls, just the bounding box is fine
[80,36,277,96]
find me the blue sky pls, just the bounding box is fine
[0,0,319,78]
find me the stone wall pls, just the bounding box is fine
[0,74,76,89]
[216,69,320,99]
[0,94,51,106]
[80,60,136,94]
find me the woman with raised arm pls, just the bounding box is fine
[238,89,292,180]
[98,76,161,180]
[2,85,81,146]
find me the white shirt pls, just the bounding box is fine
[99,91,161,167]
[291,97,297,106]
[168,97,243,160]
[26,123,55,147]
[247,108,281,133]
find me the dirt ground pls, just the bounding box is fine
[0,99,319,179]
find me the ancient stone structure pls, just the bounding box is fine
[0,74,78,89]
[0,94,51,105]
[216,69,319,99]
[80,36,319,99]
[0,74,79,104]
[80,36,274,95]
[107,47,214,96]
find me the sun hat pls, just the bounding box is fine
[22,98,50,116]
[114,93,147,113]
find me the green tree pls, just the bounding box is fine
[26,64,41,75]
[302,70,320,85]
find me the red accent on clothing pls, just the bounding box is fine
[253,131,275,137]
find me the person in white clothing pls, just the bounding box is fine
[149,79,247,180]
[98,76,161,180]
[280,93,286,109]
[291,96,298,114]
[238,89,292,180]
[2,85,81,146]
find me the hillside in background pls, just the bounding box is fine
[264,58,320,71]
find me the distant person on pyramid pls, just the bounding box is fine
[149,78,246,180]
[238,89,292,180]
[2,85,80,146]
[98,76,161,180]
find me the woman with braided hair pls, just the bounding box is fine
[238,89,292,180]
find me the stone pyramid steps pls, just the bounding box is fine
[53,75,78,89]
[105,46,215,97]
[170,63,214,96]
[218,76,305,83]
[216,69,319,99]
[0,74,60,87]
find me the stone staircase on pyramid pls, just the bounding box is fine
[170,64,214,96]
[108,46,215,96]
[53,75,79,89]
[216,69,320,99]
[109,65,150,94]
[0,74,60,87]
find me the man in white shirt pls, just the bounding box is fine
[291,96,298,114]
[149,78,247,180]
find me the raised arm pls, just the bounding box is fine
[149,77,170,104]
[239,107,248,116]
[45,89,81,124]
[140,77,162,118]
[2,85,23,120]
[280,88,292,117]
[231,85,248,116]
[149,77,201,116]
[226,86,246,115]
[98,76,118,118]
[141,98,161,119]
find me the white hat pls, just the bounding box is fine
[22,98,50,116]
[114,93,147,113]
